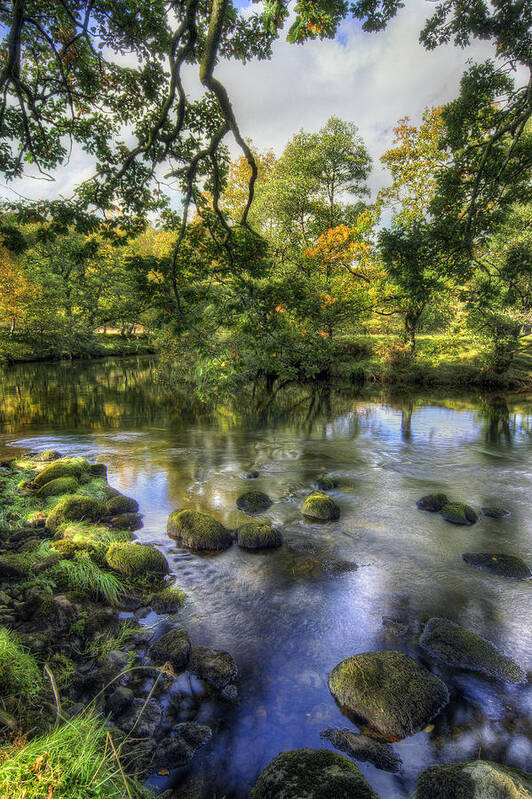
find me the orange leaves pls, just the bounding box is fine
[275,305,285,313]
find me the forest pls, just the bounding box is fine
[0,1,531,798]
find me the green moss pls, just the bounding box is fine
[104,494,139,516]
[481,506,511,518]
[462,552,531,580]
[416,493,448,512]
[45,495,105,532]
[420,617,526,684]
[37,477,79,497]
[150,627,191,670]
[32,458,90,488]
[440,502,478,525]
[34,450,62,462]
[316,476,338,490]
[89,463,107,478]
[251,748,379,799]
[236,491,272,514]
[0,628,43,701]
[167,509,233,551]
[236,522,282,550]
[105,542,169,578]
[302,491,340,521]
[148,587,187,613]
[328,650,449,741]
[416,761,532,799]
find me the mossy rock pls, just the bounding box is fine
[106,542,169,578]
[316,476,338,491]
[320,728,402,773]
[105,494,139,516]
[420,617,526,684]
[33,458,90,488]
[150,627,191,671]
[148,587,186,613]
[167,509,232,551]
[250,748,379,799]
[45,495,105,532]
[440,502,478,525]
[34,450,62,462]
[328,650,449,741]
[416,493,448,512]
[302,491,340,521]
[89,463,107,478]
[51,537,105,564]
[108,513,143,531]
[416,760,532,799]
[189,646,238,690]
[481,506,511,518]
[236,522,282,550]
[236,491,272,515]
[37,476,79,497]
[462,552,531,580]
[0,555,28,580]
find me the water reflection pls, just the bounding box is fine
[0,357,531,797]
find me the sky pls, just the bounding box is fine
[2,0,496,206]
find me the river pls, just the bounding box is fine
[0,355,530,796]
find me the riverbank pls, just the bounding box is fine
[0,452,235,798]
[0,333,155,365]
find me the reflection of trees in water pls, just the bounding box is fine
[477,394,532,447]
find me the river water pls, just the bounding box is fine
[0,356,531,796]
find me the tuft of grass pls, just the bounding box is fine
[56,553,126,605]
[87,620,138,661]
[0,628,43,702]
[0,711,152,799]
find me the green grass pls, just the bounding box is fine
[0,712,151,799]
[0,628,43,703]
[87,620,138,661]
[55,553,126,605]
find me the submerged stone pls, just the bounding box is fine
[420,617,526,684]
[45,495,105,532]
[251,748,379,799]
[36,476,79,497]
[236,522,282,550]
[316,476,338,491]
[236,490,272,514]
[416,760,532,799]
[320,727,402,773]
[106,542,169,578]
[328,650,449,741]
[440,502,478,525]
[462,552,531,580]
[167,509,232,551]
[416,493,448,512]
[302,491,340,521]
[150,627,191,671]
[481,506,511,518]
[245,470,259,479]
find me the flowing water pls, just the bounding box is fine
[0,356,531,796]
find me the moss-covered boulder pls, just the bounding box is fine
[236,491,272,515]
[316,476,338,491]
[236,522,282,550]
[416,493,448,512]
[108,513,143,532]
[462,552,531,580]
[89,463,107,478]
[45,495,105,532]
[481,506,511,518]
[420,617,526,684]
[189,646,238,691]
[251,749,379,799]
[51,537,105,564]
[302,491,340,521]
[320,728,402,773]
[328,650,449,741]
[34,450,62,462]
[148,587,186,614]
[167,509,232,551]
[150,627,191,671]
[416,760,532,799]
[105,494,139,516]
[440,502,478,525]
[33,458,90,488]
[105,542,169,578]
[37,476,79,497]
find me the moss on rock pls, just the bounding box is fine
[328,650,449,741]
[34,450,62,462]
[150,627,191,671]
[108,512,143,531]
[416,760,532,799]
[251,748,379,799]
[462,552,531,580]
[167,509,232,551]
[33,458,90,488]
[440,502,478,525]
[316,476,338,490]
[148,587,187,613]
[236,522,282,550]
[420,617,526,684]
[189,646,237,690]
[236,491,272,515]
[320,728,402,773]
[106,542,169,578]
[89,463,107,478]
[416,493,448,512]
[302,491,340,521]
[105,494,139,516]
[481,506,511,518]
[36,476,79,497]
[45,495,105,532]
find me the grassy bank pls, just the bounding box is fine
[0,333,155,365]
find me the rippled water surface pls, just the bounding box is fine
[1,356,531,796]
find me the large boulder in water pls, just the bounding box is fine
[236,522,282,550]
[167,509,232,551]
[189,645,238,692]
[250,748,379,799]
[416,760,532,799]
[420,617,526,684]
[440,502,478,525]
[320,728,402,773]
[302,491,340,521]
[481,505,511,518]
[416,493,448,512]
[462,552,531,580]
[236,490,272,515]
[328,650,449,741]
